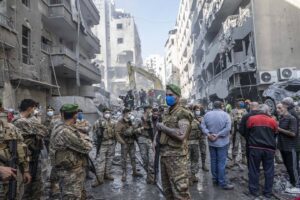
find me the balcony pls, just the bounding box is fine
[50,46,101,84]
[42,1,100,55]
[204,0,244,43]
[0,13,17,49]
[80,0,100,26]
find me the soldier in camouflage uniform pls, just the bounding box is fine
[188,104,209,185]
[135,105,155,184]
[115,108,142,182]
[75,109,92,135]
[50,104,92,200]
[13,99,48,200]
[155,84,193,200]
[0,100,31,200]
[92,108,125,187]
[229,101,247,167]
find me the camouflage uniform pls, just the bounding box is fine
[230,108,247,164]
[0,120,30,200]
[159,105,192,200]
[93,118,125,184]
[115,118,139,180]
[13,115,48,200]
[136,114,155,183]
[75,119,92,135]
[188,119,207,183]
[49,123,92,200]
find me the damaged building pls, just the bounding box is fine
[0,0,101,110]
[169,0,300,104]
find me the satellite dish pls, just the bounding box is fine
[215,79,228,99]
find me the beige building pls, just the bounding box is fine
[0,0,101,109]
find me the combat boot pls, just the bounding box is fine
[132,169,143,177]
[104,174,114,181]
[92,179,103,187]
[121,172,126,182]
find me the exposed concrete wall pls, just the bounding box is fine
[253,0,300,70]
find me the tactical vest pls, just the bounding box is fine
[97,120,115,141]
[118,120,135,144]
[159,105,193,157]
[51,124,85,169]
[189,119,201,141]
[0,123,28,167]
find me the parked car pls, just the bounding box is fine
[263,78,300,114]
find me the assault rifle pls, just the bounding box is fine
[8,139,17,200]
[95,127,104,159]
[88,156,101,183]
[153,116,163,182]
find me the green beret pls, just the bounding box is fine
[166,84,181,96]
[102,107,111,112]
[61,104,79,113]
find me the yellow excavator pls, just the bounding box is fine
[127,62,165,106]
[127,62,163,90]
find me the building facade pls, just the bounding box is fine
[93,0,142,97]
[144,54,166,87]
[0,0,101,109]
[171,0,300,103]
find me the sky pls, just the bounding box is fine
[114,0,180,60]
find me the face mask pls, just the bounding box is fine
[104,114,111,119]
[195,111,201,116]
[130,115,135,121]
[239,102,245,108]
[166,96,176,107]
[47,111,54,117]
[77,113,83,120]
[34,109,39,115]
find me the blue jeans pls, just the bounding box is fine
[209,145,229,187]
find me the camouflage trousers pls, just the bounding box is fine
[137,137,155,182]
[50,166,85,200]
[161,155,191,200]
[22,161,42,200]
[121,143,137,172]
[95,142,116,181]
[188,143,200,175]
[231,130,246,161]
[0,169,24,200]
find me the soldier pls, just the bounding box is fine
[75,109,92,135]
[188,104,209,185]
[43,106,61,151]
[115,108,142,182]
[92,108,126,187]
[136,105,155,184]
[13,99,48,200]
[50,104,92,200]
[154,84,193,200]
[229,101,247,167]
[0,100,31,199]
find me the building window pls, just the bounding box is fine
[117,38,124,44]
[22,26,30,64]
[22,0,30,7]
[41,36,52,53]
[117,23,123,29]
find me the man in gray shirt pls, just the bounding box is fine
[201,101,233,190]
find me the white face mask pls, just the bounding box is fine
[195,111,201,116]
[104,113,111,119]
[47,111,54,117]
[130,115,135,121]
[34,109,39,115]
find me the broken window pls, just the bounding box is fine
[117,23,123,29]
[117,38,124,44]
[41,36,52,53]
[22,25,30,64]
[22,0,30,7]
[233,39,243,52]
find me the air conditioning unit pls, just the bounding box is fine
[258,71,278,84]
[278,67,297,81]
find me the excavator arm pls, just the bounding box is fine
[127,62,163,90]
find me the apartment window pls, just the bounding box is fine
[117,23,123,29]
[41,36,52,53]
[117,38,124,44]
[22,0,30,7]
[22,26,30,64]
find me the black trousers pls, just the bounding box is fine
[248,148,274,196]
[280,150,300,186]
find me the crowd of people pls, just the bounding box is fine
[0,83,299,200]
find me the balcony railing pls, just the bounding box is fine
[0,13,15,30]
